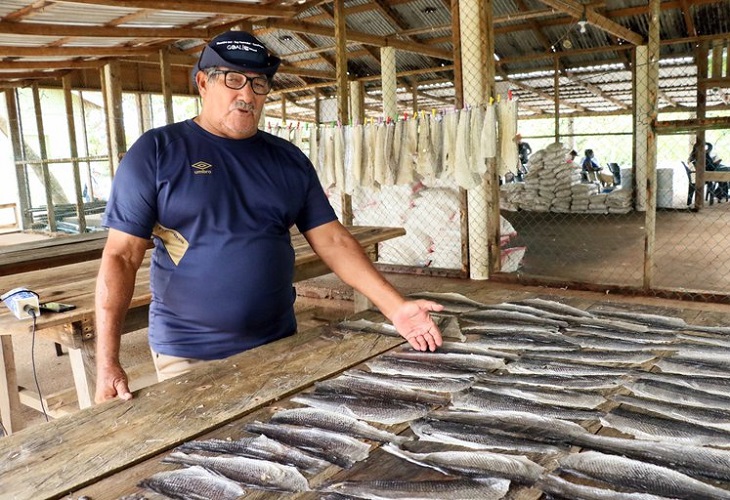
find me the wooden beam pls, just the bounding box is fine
[261,19,452,60]
[31,83,57,231]
[538,0,643,45]
[0,21,209,40]
[62,75,87,233]
[159,48,174,124]
[54,0,297,17]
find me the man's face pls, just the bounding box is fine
[195,67,268,140]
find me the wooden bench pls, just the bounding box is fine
[0,225,405,434]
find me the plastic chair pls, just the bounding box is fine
[607,163,621,185]
[683,161,718,206]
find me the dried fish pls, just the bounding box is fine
[671,342,730,363]
[475,372,621,391]
[320,477,510,500]
[600,406,730,446]
[409,418,570,454]
[635,371,730,398]
[314,373,450,405]
[332,318,398,337]
[676,332,730,348]
[382,443,544,484]
[291,391,431,425]
[563,327,675,344]
[344,369,474,393]
[557,450,730,500]
[460,309,570,328]
[366,356,475,379]
[654,357,730,378]
[537,474,678,500]
[576,432,730,483]
[407,291,487,314]
[523,349,656,368]
[505,359,628,377]
[436,341,519,360]
[611,393,730,431]
[460,331,575,351]
[426,409,589,444]
[622,377,730,411]
[244,420,371,469]
[139,465,246,500]
[461,324,559,336]
[270,407,407,444]
[561,334,662,352]
[591,309,688,329]
[175,434,329,475]
[450,387,599,421]
[469,383,607,410]
[517,297,594,318]
[383,350,505,372]
[162,452,310,492]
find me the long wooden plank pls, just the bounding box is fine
[0,318,403,499]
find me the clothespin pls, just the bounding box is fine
[496,95,501,103]
[508,89,513,100]
[431,108,436,117]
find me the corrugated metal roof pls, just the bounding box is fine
[0,0,727,121]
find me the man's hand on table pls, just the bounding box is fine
[95,363,133,403]
[391,299,444,352]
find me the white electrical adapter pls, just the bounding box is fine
[1,287,41,320]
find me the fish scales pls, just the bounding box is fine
[436,341,519,360]
[314,374,450,405]
[162,452,310,492]
[138,465,246,500]
[175,434,330,474]
[320,477,511,500]
[558,450,730,500]
[410,418,570,454]
[450,387,599,420]
[244,421,371,469]
[291,391,431,425]
[677,332,730,348]
[600,406,730,446]
[270,407,407,444]
[591,309,688,329]
[671,342,730,363]
[461,331,576,351]
[344,368,473,393]
[461,324,560,335]
[562,334,663,352]
[611,394,730,431]
[382,443,544,484]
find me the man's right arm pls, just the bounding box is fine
[94,228,149,403]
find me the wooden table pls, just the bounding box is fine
[3,280,728,499]
[0,226,405,435]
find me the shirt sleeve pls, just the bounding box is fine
[102,132,160,239]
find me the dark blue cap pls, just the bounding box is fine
[192,31,281,85]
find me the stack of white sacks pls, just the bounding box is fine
[500,143,632,214]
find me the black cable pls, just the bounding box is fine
[28,309,49,423]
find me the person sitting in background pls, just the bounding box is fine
[568,150,578,164]
[690,141,730,200]
[581,149,602,182]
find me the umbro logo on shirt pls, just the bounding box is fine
[191,161,213,174]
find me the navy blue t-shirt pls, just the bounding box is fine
[103,119,337,359]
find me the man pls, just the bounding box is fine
[95,31,443,403]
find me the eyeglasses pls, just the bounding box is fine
[210,70,272,95]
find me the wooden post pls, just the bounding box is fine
[159,48,174,125]
[31,84,57,232]
[103,62,126,177]
[554,56,560,142]
[695,41,709,209]
[334,0,353,226]
[63,75,87,233]
[4,90,32,229]
[642,0,660,290]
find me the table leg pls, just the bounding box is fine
[0,334,24,434]
[67,338,96,409]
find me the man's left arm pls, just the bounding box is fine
[303,221,443,351]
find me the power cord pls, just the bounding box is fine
[27,307,50,423]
